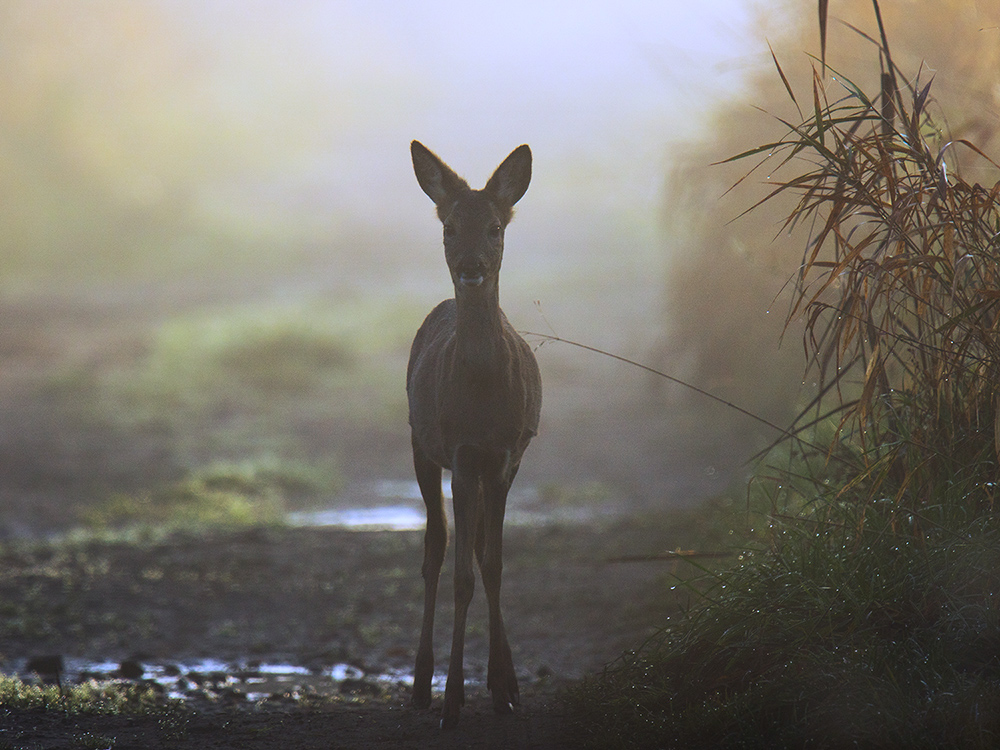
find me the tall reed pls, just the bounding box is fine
[737,0,1000,523]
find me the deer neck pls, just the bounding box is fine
[454,284,505,373]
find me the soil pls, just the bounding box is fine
[0,520,689,749]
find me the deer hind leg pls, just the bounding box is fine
[481,474,519,714]
[411,442,445,710]
[441,448,485,729]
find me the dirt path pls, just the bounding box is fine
[0,520,689,748]
[4,686,576,749]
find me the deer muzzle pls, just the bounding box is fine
[457,272,484,288]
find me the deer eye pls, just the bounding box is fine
[488,224,502,239]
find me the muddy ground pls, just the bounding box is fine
[0,519,695,748]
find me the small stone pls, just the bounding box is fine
[118,659,144,680]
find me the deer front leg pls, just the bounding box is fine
[481,479,518,714]
[441,467,481,729]
[412,444,445,710]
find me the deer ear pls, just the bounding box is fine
[411,141,469,207]
[485,145,531,209]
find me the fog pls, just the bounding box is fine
[1,1,762,286]
[19,0,995,536]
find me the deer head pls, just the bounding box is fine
[411,141,532,295]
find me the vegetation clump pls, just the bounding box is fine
[572,2,1000,747]
[0,674,167,715]
[573,504,1000,748]
[83,456,339,532]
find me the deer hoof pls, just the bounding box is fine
[440,707,460,730]
[411,692,432,710]
[489,670,520,713]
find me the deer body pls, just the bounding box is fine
[407,141,541,729]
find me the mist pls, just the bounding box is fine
[4,3,1000,739]
[4,0,996,535]
[0,0,784,534]
[1,0,757,286]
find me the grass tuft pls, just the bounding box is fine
[571,500,1000,749]
[81,456,340,532]
[0,674,168,716]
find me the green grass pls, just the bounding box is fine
[0,674,168,716]
[569,493,1000,749]
[84,480,284,533]
[82,456,343,533]
[189,456,343,506]
[88,300,415,459]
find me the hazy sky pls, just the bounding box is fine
[1,0,776,307]
[166,0,765,230]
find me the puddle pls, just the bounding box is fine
[287,480,435,531]
[374,479,447,501]
[11,657,451,704]
[287,505,425,531]
[289,479,611,531]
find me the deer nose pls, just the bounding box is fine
[455,261,486,287]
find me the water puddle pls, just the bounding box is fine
[289,479,610,531]
[11,656,451,704]
[287,505,425,531]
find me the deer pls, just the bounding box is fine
[406,141,542,729]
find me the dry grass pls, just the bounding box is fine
[570,3,1000,747]
[742,0,1000,518]
[657,0,1000,452]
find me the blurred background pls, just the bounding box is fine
[0,0,996,535]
